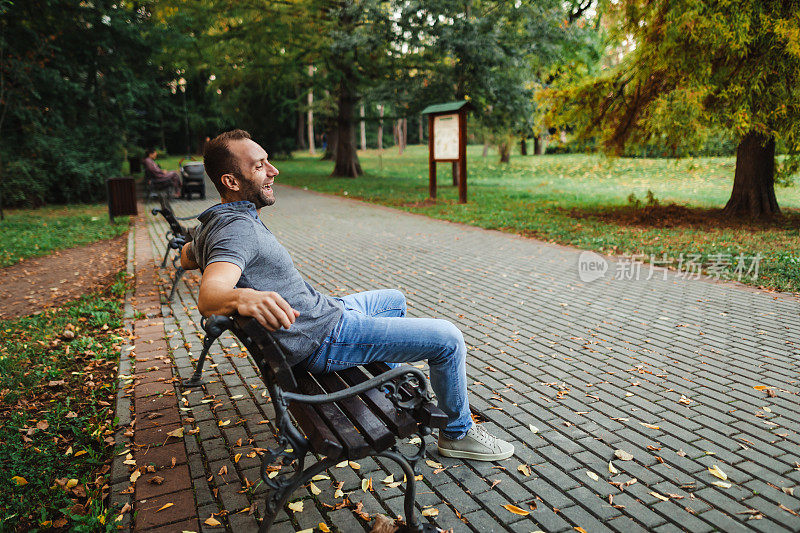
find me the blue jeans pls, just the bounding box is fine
[302,289,473,439]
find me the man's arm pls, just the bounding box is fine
[198,261,300,331]
[181,242,199,270]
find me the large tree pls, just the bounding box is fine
[548,0,800,218]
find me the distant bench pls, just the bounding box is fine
[189,315,445,532]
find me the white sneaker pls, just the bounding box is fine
[437,424,514,461]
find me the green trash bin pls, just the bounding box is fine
[107,176,138,221]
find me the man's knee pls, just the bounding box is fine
[431,320,465,362]
[386,289,406,315]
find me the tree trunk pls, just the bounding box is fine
[322,118,337,161]
[359,105,366,151]
[499,142,511,163]
[377,105,383,151]
[520,138,527,155]
[534,135,543,155]
[331,79,362,177]
[402,118,407,151]
[419,116,423,144]
[482,139,489,159]
[307,65,316,155]
[723,131,779,218]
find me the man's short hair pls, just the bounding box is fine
[203,129,252,194]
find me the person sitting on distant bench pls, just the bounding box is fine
[143,148,182,198]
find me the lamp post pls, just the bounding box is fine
[178,77,191,155]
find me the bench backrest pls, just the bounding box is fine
[152,198,192,240]
[230,317,298,390]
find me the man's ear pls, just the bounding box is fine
[220,173,239,192]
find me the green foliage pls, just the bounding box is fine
[547,0,800,156]
[0,275,127,531]
[0,204,128,267]
[277,146,800,291]
[0,0,172,207]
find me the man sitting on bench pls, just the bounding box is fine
[181,129,514,461]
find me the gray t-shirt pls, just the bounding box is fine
[191,201,342,365]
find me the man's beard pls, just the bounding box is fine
[241,178,275,208]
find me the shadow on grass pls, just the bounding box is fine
[567,202,800,231]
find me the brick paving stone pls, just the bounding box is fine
[142,188,800,533]
[134,488,196,530]
[135,464,192,500]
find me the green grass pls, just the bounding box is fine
[0,273,128,532]
[0,204,129,268]
[275,145,800,292]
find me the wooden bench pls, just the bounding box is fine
[150,198,197,301]
[190,315,446,532]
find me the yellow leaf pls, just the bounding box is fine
[362,478,372,492]
[708,464,728,481]
[712,481,732,488]
[318,523,331,532]
[288,501,304,513]
[529,424,539,434]
[268,471,279,479]
[11,476,27,486]
[348,461,361,470]
[74,450,87,457]
[66,479,78,489]
[763,406,772,413]
[382,474,395,484]
[309,482,321,496]
[639,423,660,430]
[575,528,588,533]
[312,474,330,481]
[609,462,619,475]
[65,446,73,456]
[753,385,768,391]
[650,491,669,502]
[614,449,634,461]
[335,461,348,468]
[421,508,439,517]
[517,464,531,477]
[166,428,184,439]
[218,420,230,427]
[234,453,241,463]
[156,503,173,512]
[425,460,443,469]
[587,471,599,482]
[130,470,141,483]
[502,504,529,516]
[334,488,344,498]
[204,516,222,526]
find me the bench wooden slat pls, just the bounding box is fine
[287,401,343,458]
[293,370,370,459]
[338,367,418,438]
[317,372,396,452]
[364,363,448,429]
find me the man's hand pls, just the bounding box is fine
[198,261,299,331]
[235,288,300,331]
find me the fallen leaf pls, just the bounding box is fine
[218,420,230,427]
[312,474,330,481]
[335,460,348,468]
[130,470,141,483]
[382,474,395,484]
[36,420,49,431]
[779,504,799,517]
[753,385,768,391]
[502,504,529,516]
[349,461,361,470]
[574,528,587,533]
[614,449,634,461]
[318,523,331,532]
[334,488,344,498]
[149,475,165,485]
[650,491,669,502]
[782,487,794,496]
[425,460,443,469]
[529,424,539,434]
[218,465,227,476]
[587,471,599,482]
[421,508,439,517]
[11,476,27,486]
[288,501,304,513]
[639,422,660,430]
[677,449,687,457]
[204,516,222,526]
[66,479,78,489]
[234,453,241,463]
[712,481,732,489]
[362,477,373,492]
[166,428,184,439]
[609,462,619,475]
[708,465,728,481]
[74,450,87,457]
[517,464,531,477]
[156,503,173,512]
[309,482,321,496]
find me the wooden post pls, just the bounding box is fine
[428,114,436,199]
[307,65,315,155]
[458,110,467,204]
[452,161,458,186]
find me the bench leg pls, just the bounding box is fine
[168,266,185,301]
[183,316,232,387]
[379,449,436,533]
[160,244,171,268]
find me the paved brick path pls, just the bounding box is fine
[120,184,800,532]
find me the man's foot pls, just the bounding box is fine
[437,424,514,461]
